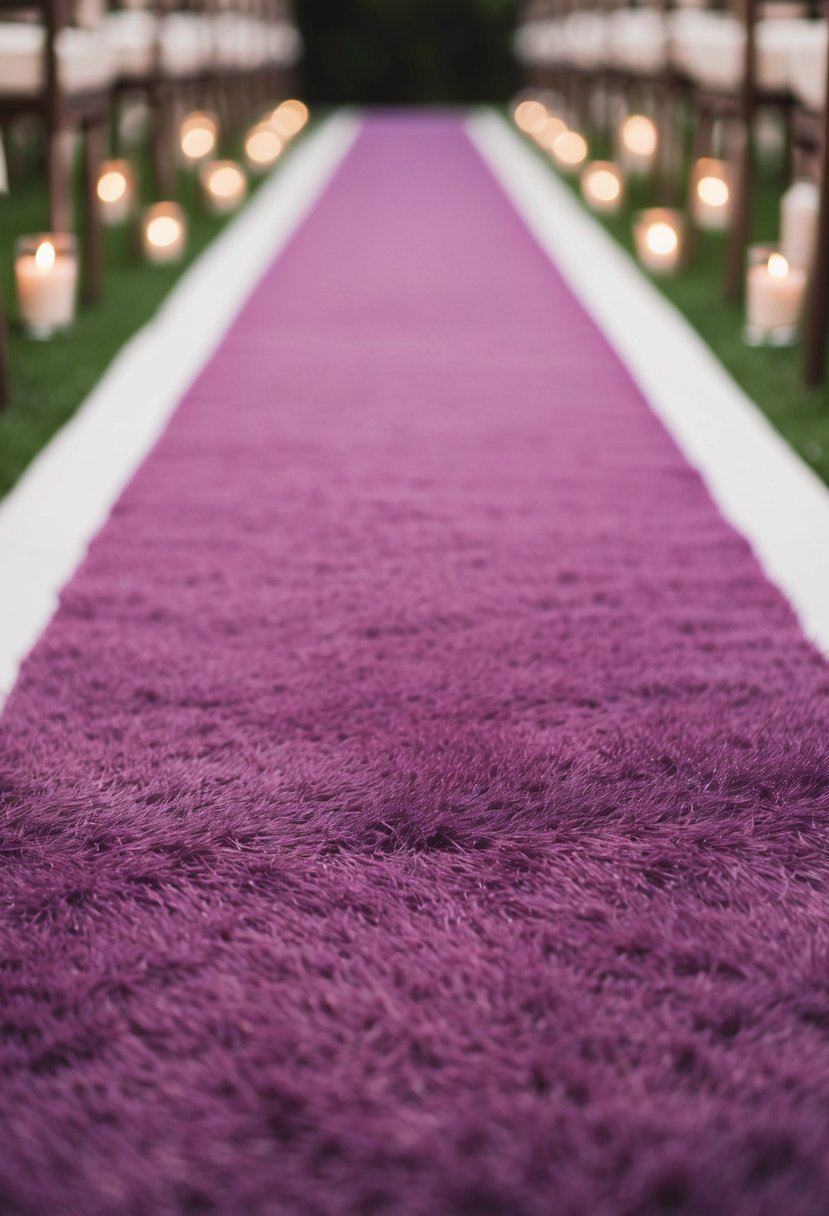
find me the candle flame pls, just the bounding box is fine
[646,222,679,256]
[621,115,658,157]
[35,240,56,273]
[180,113,218,161]
[586,167,621,204]
[768,253,789,280]
[270,99,309,140]
[97,169,127,204]
[207,164,245,199]
[146,215,180,249]
[514,99,548,135]
[697,175,729,208]
[553,130,588,168]
[245,125,282,167]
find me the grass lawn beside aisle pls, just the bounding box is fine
[0,138,293,500]
[522,119,829,488]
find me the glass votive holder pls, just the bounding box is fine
[142,202,187,264]
[96,159,137,226]
[14,233,78,339]
[618,114,658,176]
[744,244,807,347]
[633,207,685,275]
[199,160,247,215]
[691,157,733,232]
[179,111,219,164]
[581,160,625,215]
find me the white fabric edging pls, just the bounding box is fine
[0,111,361,705]
[468,109,829,657]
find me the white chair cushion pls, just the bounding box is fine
[0,22,115,94]
[564,12,607,70]
[104,10,157,80]
[159,13,211,78]
[607,9,668,74]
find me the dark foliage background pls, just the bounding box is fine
[295,0,518,104]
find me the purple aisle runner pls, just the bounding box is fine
[3,115,829,1215]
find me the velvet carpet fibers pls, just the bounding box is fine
[2,115,829,1215]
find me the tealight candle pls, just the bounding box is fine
[96,159,136,226]
[618,114,658,175]
[513,97,549,135]
[142,202,187,264]
[244,122,283,171]
[15,233,78,338]
[533,114,568,153]
[269,99,309,141]
[745,246,807,346]
[633,208,685,274]
[200,160,247,215]
[780,179,819,270]
[581,161,625,215]
[691,157,733,231]
[552,129,588,173]
[179,111,218,164]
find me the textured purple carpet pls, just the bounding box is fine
[2,114,829,1215]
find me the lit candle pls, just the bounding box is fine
[513,97,549,135]
[551,129,588,173]
[244,122,283,172]
[581,161,625,215]
[96,159,136,226]
[745,247,807,346]
[179,111,218,164]
[618,114,658,176]
[142,202,187,264]
[269,99,309,141]
[633,208,684,274]
[14,233,78,338]
[532,114,568,153]
[691,158,733,231]
[780,179,819,271]
[200,160,247,215]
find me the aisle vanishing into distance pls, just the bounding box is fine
[3,115,829,1215]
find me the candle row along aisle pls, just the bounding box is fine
[513,0,829,384]
[9,99,309,341]
[512,89,818,349]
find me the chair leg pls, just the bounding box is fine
[0,298,8,410]
[82,118,105,305]
[725,120,752,303]
[47,126,73,232]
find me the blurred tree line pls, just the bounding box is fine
[295,0,518,104]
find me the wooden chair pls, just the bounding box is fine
[0,0,113,302]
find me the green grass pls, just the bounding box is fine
[0,132,294,499]
[524,122,829,486]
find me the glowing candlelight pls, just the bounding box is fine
[552,129,588,173]
[15,233,78,338]
[244,122,283,171]
[96,159,136,226]
[633,208,685,274]
[745,246,807,346]
[200,160,247,214]
[269,99,309,141]
[619,114,658,175]
[180,112,218,164]
[533,114,568,152]
[581,161,625,214]
[142,202,187,264]
[513,97,549,135]
[692,158,732,231]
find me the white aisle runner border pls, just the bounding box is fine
[468,110,829,658]
[0,112,361,706]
